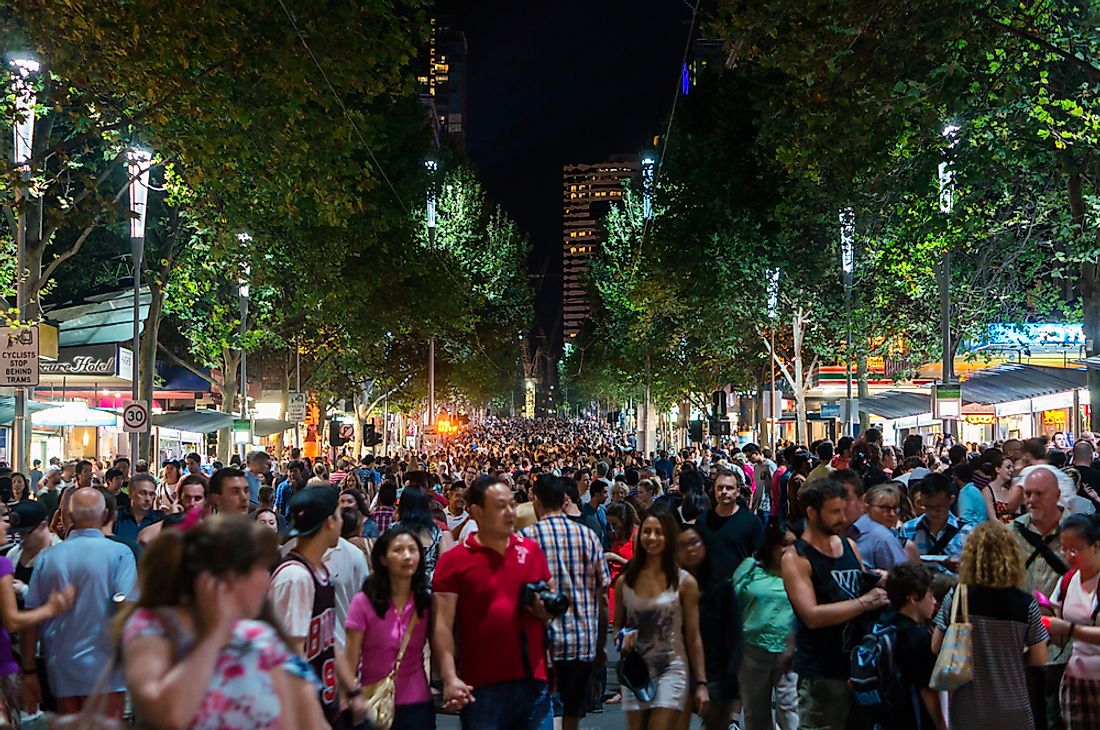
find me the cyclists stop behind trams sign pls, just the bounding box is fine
[123,400,149,433]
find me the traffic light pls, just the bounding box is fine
[712,391,727,418]
[689,419,703,443]
[329,421,351,447]
[364,424,383,447]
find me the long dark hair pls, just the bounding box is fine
[757,520,792,571]
[363,525,431,619]
[624,510,681,591]
[395,487,437,533]
[606,500,638,544]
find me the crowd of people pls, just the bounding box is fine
[0,419,1095,729]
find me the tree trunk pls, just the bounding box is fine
[755,377,766,445]
[217,350,241,464]
[792,309,808,444]
[1064,151,1100,432]
[273,355,291,461]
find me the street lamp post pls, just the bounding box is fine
[9,56,39,473]
[840,207,856,436]
[766,267,780,449]
[938,124,961,439]
[237,233,252,460]
[127,148,152,463]
[640,152,656,454]
[425,159,437,429]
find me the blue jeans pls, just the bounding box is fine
[460,680,553,730]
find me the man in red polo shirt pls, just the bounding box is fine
[433,475,554,729]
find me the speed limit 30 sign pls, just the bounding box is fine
[123,400,150,433]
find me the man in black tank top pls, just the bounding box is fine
[269,486,347,728]
[780,479,889,730]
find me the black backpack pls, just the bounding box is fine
[850,620,901,718]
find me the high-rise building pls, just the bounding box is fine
[418,17,467,148]
[680,39,726,95]
[561,156,640,340]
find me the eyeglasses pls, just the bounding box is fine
[871,503,899,513]
[680,539,704,549]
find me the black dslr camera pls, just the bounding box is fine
[520,581,570,618]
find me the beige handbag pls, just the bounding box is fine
[930,583,974,691]
[360,612,420,730]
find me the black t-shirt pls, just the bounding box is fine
[1072,464,1100,508]
[889,612,937,730]
[696,507,763,588]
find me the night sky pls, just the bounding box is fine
[452,0,693,353]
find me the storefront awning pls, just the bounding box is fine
[255,419,295,438]
[961,364,1087,405]
[859,391,932,420]
[47,288,151,348]
[0,397,60,425]
[152,410,234,433]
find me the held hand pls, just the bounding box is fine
[619,629,638,655]
[12,579,27,595]
[442,676,474,711]
[859,587,889,612]
[693,683,710,716]
[349,695,369,724]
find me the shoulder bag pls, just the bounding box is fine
[929,584,973,691]
[360,612,420,730]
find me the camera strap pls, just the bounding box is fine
[517,608,555,690]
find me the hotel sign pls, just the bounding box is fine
[40,345,132,380]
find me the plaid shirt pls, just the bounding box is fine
[898,513,972,568]
[523,513,610,662]
[370,505,396,534]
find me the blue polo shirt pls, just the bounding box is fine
[26,529,138,697]
[849,514,907,570]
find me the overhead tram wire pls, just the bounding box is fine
[630,0,702,284]
[274,0,409,215]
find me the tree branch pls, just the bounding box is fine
[977,11,1100,82]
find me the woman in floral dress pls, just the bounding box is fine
[120,515,327,729]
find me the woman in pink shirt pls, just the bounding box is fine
[343,525,433,729]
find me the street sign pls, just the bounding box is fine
[122,400,149,433]
[287,392,308,421]
[232,418,252,444]
[932,383,962,420]
[820,404,841,419]
[0,327,39,387]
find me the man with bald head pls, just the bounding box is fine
[1069,439,1100,510]
[1013,466,1070,730]
[20,487,137,719]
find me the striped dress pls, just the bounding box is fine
[934,585,1049,729]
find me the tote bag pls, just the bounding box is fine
[930,583,973,691]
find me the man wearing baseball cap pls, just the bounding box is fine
[269,486,344,727]
[4,501,58,592]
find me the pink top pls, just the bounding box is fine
[345,592,430,705]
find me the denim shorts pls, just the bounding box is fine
[460,680,553,730]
